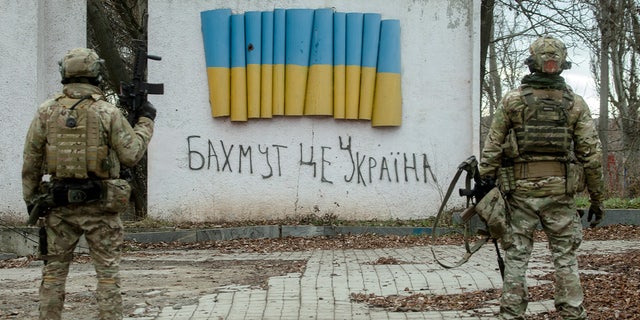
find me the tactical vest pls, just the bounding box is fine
[514,86,574,156]
[45,96,110,179]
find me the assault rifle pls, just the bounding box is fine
[458,162,496,225]
[117,39,163,218]
[430,156,505,278]
[118,40,164,125]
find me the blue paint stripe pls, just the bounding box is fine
[309,8,333,65]
[333,12,346,66]
[202,9,399,71]
[361,13,381,68]
[377,19,401,74]
[201,9,231,68]
[201,8,401,122]
[230,14,246,68]
[245,11,262,65]
[261,11,274,64]
[273,9,286,65]
[346,13,363,67]
[285,9,315,66]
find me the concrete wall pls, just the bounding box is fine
[0,0,86,216]
[147,0,481,222]
[0,0,479,223]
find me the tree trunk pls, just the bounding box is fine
[480,0,495,82]
[87,0,129,87]
[87,0,150,218]
[598,3,610,195]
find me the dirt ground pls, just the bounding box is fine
[0,252,305,320]
[1,226,639,320]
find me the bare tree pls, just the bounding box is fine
[480,4,532,148]
[589,0,640,197]
[87,0,151,218]
[482,0,640,197]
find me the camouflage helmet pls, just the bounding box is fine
[58,48,104,82]
[525,36,571,74]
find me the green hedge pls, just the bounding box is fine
[576,196,640,209]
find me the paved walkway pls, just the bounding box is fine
[125,239,639,320]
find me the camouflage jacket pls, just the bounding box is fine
[22,82,154,203]
[479,79,604,201]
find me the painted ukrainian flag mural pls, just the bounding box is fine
[200,8,402,126]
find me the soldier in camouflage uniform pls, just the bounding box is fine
[479,36,605,319]
[22,48,156,320]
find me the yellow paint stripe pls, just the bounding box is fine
[358,67,376,120]
[272,64,285,116]
[207,67,230,117]
[285,64,308,116]
[260,64,273,118]
[345,65,361,119]
[333,65,346,119]
[372,72,402,126]
[304,64,333,115]
[230,67,247,121]
[247,64,261,118]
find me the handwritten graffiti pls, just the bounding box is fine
[187,135,436,185]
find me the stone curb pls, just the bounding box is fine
[2,209,638,257]
[125,225,443,244]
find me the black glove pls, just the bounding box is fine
[475,176,496,202]
[587,201,604,228]
[136,101,157,121]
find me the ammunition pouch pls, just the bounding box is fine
[497,166,516,194]
[475,187,513,248]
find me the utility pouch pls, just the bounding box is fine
[502,128,520,158]
[100,179,132,213]
[51,180,103,206]
[566,162,586,194]
[475,187,510,243]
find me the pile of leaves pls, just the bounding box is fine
[350,288,502,312]
[120,224,639,318]
[2,225,638,319]
[351,250,640,319]
[121,224,640,253]
[346,226,640,319]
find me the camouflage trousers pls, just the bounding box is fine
[499,192,586,320]
[39,204,123,320]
